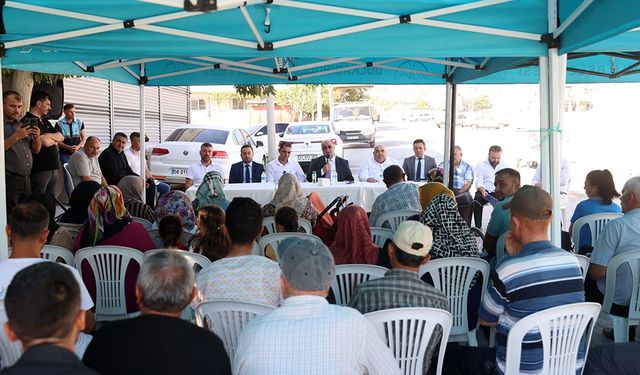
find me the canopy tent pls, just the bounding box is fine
[0,0,639,259]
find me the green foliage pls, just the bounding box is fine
[415,99,430,109]
[1,68,72,84]
[275,84,322,120]
[336,88,369,102]
[234,85,276,98]
[472,95,492,111]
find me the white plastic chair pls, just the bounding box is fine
[366,307,452,375]
[132,216,153,229]
[298,218,313,234]
[370,227,394,248]
[57,222,83,230]
[601,249,640,342]
[257,233,321,261]
[40,245,75,267]
[571,213,622,252]
[263,217,312,235]
[503,302,600,375]
[62,162,74,195]
[144,249,211,273]
[74,246,144,322]
[574,254,589,281]
[418,257,490,346]
[66,228,81,244]
[148,228,193,249]
[331,264,388,306]
[495,232,507,263]
[195,300,275,360]
[374,209,421,230]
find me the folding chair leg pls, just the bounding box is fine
[467,329,478,347]
[488,327,496,348]
[610,315,629,343]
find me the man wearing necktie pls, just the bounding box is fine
[228,144,265,184]
[402,139,436,182]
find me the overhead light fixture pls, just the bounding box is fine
[184,0,217,12]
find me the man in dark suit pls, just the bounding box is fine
[306,139,354,182]
[228,144,265,183]
[402,138,436,182]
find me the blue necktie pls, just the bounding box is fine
[244,164,250,183]
[415,158,422,181]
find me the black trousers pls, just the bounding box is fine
[585,276,629,316]
[473,191,496,229]
[6,171,31,215]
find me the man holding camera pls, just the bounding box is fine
[3,90,41,214]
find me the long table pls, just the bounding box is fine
[186,181,388,211]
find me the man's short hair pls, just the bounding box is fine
[63,103,75,111]
[393,246,425,267]
[129,131,149,142]
[85,136,100,144]
[413,139,426,147]
[454,145,462,153]
[3,90,21,102]
[240,144,253,152]
[29,90,51,108]
[496,168,520,182]
[383,165,404,184]
[201,142,213,149]
[9,202,49,239]
[113,132,128,140]
[489,145,502,153]
[137,251,195,313]
[225,197,263,245]
[5,262,80,343]
[278,141,292,149]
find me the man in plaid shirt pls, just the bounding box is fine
[368,165,422,227]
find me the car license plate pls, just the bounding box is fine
[298,154,314,161]
[347,136,359,140]
[171,168,187,175]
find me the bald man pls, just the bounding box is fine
[358,144,400,182]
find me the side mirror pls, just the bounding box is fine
[255,131,264,136]
[279,134,284,138]
[256,140,264,148]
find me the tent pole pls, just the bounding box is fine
[316,85,322,121]
[266,94,277,162]
[139,73,146,204]
[443,82,454,187]
[0,58,8,261]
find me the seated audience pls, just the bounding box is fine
[83,251,231,375]
[192,171,230,212]
[234,237,401,375]
[66,136,106,187]
[23,193,74,252]
[368,165,422,227]
[483,168,520,255]
[349,221,447,373]
[570,169,621,252]
[158,215,186,250]
[263,173,317,227]
[330,205,380,265]
[155,191,196,232]
[195,197,282,307]
[584,341,640,375]
[124,131,170,205]
[419,180,455,209]
[444,186,584,375]
[0,202,95,333]
[189,205,229,261]
[58,181,101,224]
[439,145,475,225]
[2,262,98,375]
[118,175,155,224]
[275,206,299,233]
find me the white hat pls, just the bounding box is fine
[392,221,433,257]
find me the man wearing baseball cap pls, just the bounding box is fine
[233,237,401,375]
[349,221,448,373]
[445,185,585,375]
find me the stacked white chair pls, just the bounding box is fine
[571,213,622,253]
[374,210,421,230]
[257,233,320,261]
[370,227,394,248]
[40,245,75,267]
[601,249,640,342]
[330,264,388,306]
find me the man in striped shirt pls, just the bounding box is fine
[444,185,585,375]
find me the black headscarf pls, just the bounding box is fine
[60,181,101,224]
[23,193,59,242]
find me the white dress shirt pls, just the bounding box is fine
[233,295,401,375]
[124,148,145,176]
[186,161,225,185]
[531,158,571,193]
[266,158,306,182]
[358,157,399,182]
[474,158,508,192]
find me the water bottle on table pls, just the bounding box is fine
[261,171,266,183]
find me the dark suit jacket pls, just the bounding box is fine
[228,161,265,183]
[306,156,354,182]
[402,155,437,181]
[98,144,136,185]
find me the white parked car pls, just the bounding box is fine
[149,125,264,184]
[247,122,289,150]
[280,121,343,168]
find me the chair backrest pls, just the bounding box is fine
[331,264,389,305]
[195,300,275,360]
[148,228,194,249]
[571,213,622,251]
[469,227,485,252]
[257,233,321,261]
[504,302,601,375]
[40,245,75,267]
[366,307,452,375]
[418,257,490,338]
[496,232,507,263]
[574,254,589,281]
[74,246,144,321]
[66,228,81,244]
[57,222,84,230]
[263,217,312,235]
[131,216,153,229]
[62,163,74,193]
[374,209,421,230]
[601,249,640,322]
[0,300,22,368]
[144,249,211,273]
[370,227,394,248]
[298,218,312,234]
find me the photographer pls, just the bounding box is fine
[3,90,41,214]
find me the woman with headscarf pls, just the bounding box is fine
[419,167,456,209]
[155,190,197,232]
[263,173,317,226]
[329,205,380,265]
[58,181,102,224]
[118,175,155,224]
[192,171,230,212]
[23,193,75,252]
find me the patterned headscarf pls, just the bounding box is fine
[80,186,132,248]
[419,182,455,209]
[118,175,145,204]
[155,191,196,231]
[329,205,380,265]
[419,194,478,259]
[193,171,229,212]
[270,173,307,215]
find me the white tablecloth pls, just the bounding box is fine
[186,182,387,211]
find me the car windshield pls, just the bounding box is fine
[166,128,229,144]
[334,106,371,121]
[285,124,330,135]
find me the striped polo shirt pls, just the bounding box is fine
[479,241,585,375]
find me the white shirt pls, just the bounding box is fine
[195,255,283,307]
[233,295,401,375]
[474,158,509,192]
[531,159,571,194]
[358,157,399,182]
[67,148,103,187]
[124,148,144,176]
[266,158,306,183]
[0,258,94,311]
[186,161,225,185]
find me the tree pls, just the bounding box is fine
[2,69,71,117]
[471,95,492,111]
[234,84,276,98]
[275,85,320,121]
[336,87,369,102]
